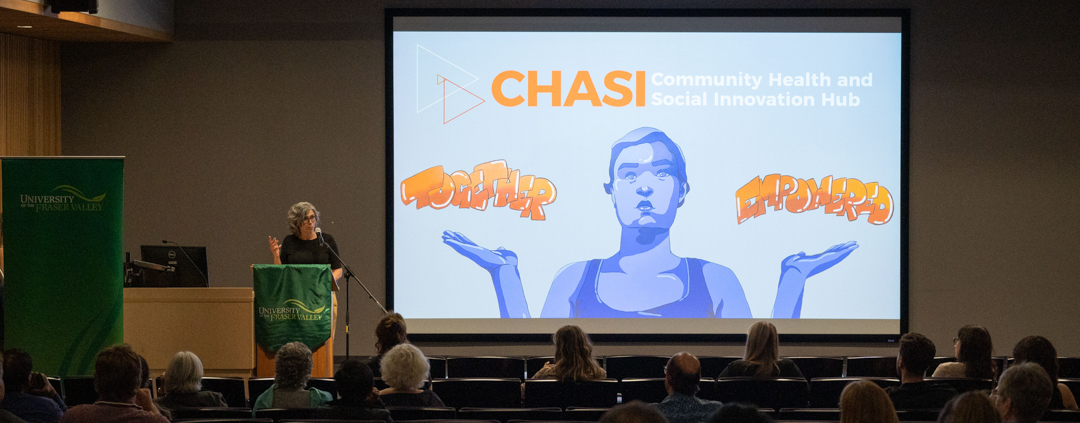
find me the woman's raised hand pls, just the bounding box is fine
[268,236,281,259]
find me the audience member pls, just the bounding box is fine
[707,403,774,423]
[370,312,408,376]
[718,322,804,378]
[933,325,996,379]
[1012,335,1077,410]
[154,351,227,410]
[839,379,899,423]
[885,333,958,409]
[0,354,30,423]
[937,391,1002,423]
[653,352,721,423]
[379,344,444,407]
[252,342,332,411]
[317,359,390,422]
[600,401,669,423]
[993,362,1053,423]
[58,344,167,423]
[531,325,606,380]
[2,350,65,423]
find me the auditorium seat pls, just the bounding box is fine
[844,356,898,377]
[809,377,899,408]
[169,407,255,420]
[199,376,248,408]
[526,356,555,378]
[61,376,97,405]
[385,406,457,420]
[430,357,448,379]
[775,408,840,421]
[699,356,740,378]
[997,357,1010,376]
[563,407,610,421]
[280,420,388,423]
[522,379,618,408]
[1060,379,1080,404]
[171,419,272,423]
[714,377,809,409]
[254,408,318,420]
[924,377,994,394]
[401,420,499,423]
[1060,357,1080,378]
[927,357,956,376]
[457,407,562,422]
[605,356,669,380]
[445,357,525,379]
[510,420,595,423]
[47,377,62,398]
[618,378,667,404]
[1044,409,1080,422]
[430,378,523,409]
[247,378,275,407]
[698,377,718,400]
[374,377,430,391]
[895,409,944,421]
[307,377,338,398]
[786,357,844,380]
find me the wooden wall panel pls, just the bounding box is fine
[0,32,60,213]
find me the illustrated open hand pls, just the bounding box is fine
[781,241,859,278]
[442,230,518,269]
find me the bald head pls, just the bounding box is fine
[666,352,701,396]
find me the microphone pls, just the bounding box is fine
[162,239,209,287]
[316,227,326,246]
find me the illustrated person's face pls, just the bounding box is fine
[610,142,685,229]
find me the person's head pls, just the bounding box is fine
[375,312,408,356]
[707,403,775,423]
[163,351,204,395]
[937,391,1002,423]
[993,362,1053,423]
[275,342,313,391]
[287,202,320,236]
[665,352,701,396]
[334,359,374,401]
[1012,336,1059,384]
[839,380,899,423]
[380,343,429,391]
[552,325,603,381]
[743,321,780,377]
[94,344,144,403]
[598,400,669,423]
[2,349,33,392]
[604,128,690,231]
[954,325,995,379]
[897,332,936,378]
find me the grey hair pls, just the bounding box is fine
[163,351,204,394]
[381,344,429,390]
[275,342,313,391]
[287,202,320,236]
[998,362,1053,422]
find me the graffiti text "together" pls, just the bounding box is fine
[401,160,557,221]
[737,175,893,225]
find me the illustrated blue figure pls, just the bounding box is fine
[441,127,858,318]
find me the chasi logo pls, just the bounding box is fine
[257,299,325,322]
[19,185,106,212]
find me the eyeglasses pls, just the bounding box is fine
[953,337,959,344]
[303,215,318,222]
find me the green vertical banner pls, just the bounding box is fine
[252,264,332,353]
[2,157,124,376]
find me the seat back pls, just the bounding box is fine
[61,376,97,406]
[247,378,275,407]
[457,407,562,423]
[199,377,248,408]
[253,408,318,420]
[895,409,944,421]
[445,357,525,379]
[618,378,667,404]
[563,407,610,421]
[1044,409,1080,422]
[430,357,448,379]
[169,407,255,420]
[307,378,338,399]
[522,379,618,408]
[714,378,809,409]
[526,357,555,379]
[698,357,741,379]
[785,357,844,380]
[927,357,956,376]
[809,377,900,408]
[604,356,670,380]
[385,406,457,420]
[171,419,272,423]
[1058,357,1080,379]
[775,408,840,421]
[845,356,898,377]
[430,378,522,409]
[924,377,994,394]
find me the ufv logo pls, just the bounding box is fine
[20,185,106,212]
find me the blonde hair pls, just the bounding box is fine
[551,325,605,381]
[839,380,899,423]
[163,351,204,394]
[743,321,780,377]
[937,391,1002,423]
[381,344,429,390]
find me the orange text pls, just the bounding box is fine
[401,160,557,221]
[492,70,646,107]
[736,175,894,225]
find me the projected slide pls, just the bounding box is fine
[391,15,903,334]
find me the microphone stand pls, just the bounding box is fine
[320,234,386,359]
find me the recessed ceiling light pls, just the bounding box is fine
[17,26,33,29]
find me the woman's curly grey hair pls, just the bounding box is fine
[381,344,430,390]
[275,342,313,391]
[287,202,320,236]
[163,351,204,394]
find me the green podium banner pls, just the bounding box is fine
[253,264,332,353]
[2,157,124,376]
